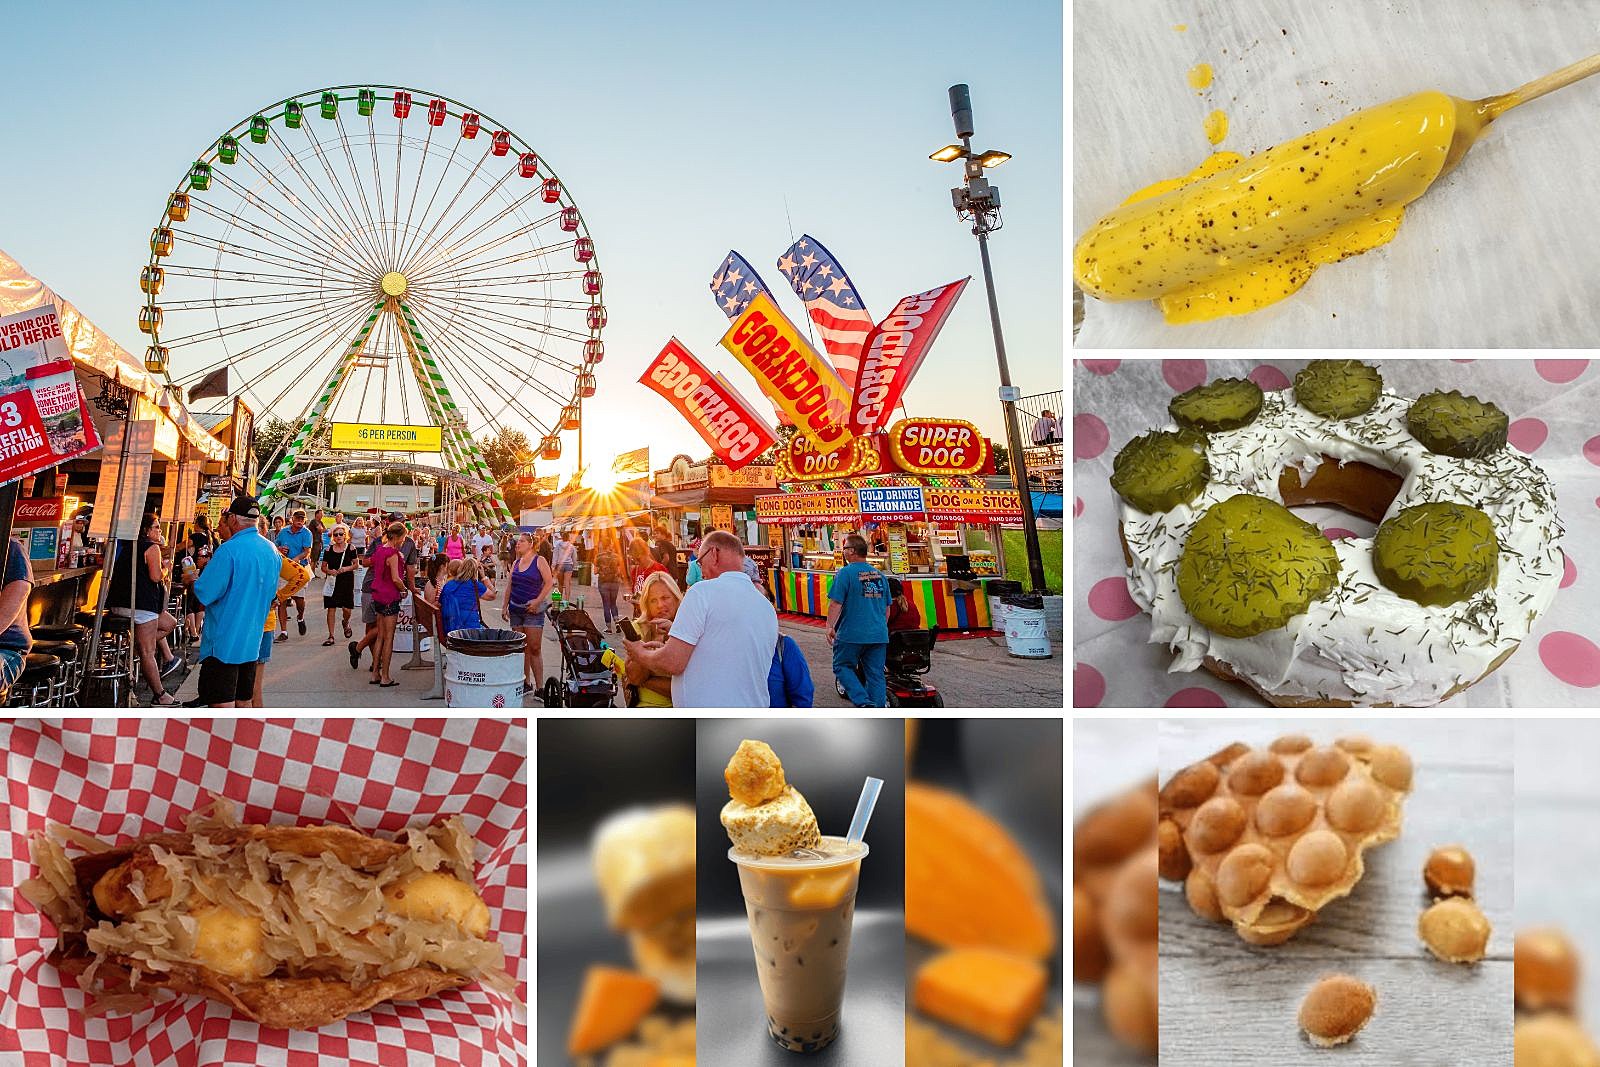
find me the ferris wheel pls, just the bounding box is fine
[137,84,605,522]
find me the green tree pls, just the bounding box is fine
[478,426,533,482]
[991,443,1010,476]
[253,415,298,477]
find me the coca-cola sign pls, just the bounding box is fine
[14,496,64,524]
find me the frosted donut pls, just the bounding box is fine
[1111,366,1564,707]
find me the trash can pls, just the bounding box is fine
[444,628,527,708]
[984,580,1023,631]
[1000,593,1052,659]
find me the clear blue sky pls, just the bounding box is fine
[0,1,1062,476]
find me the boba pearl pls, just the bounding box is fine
[1419,897,1491,963]
[1423,845,1476,899]
[1298,974,1377,1047]
[1514,928,1580,1012]
[1513,1014,1600,1067]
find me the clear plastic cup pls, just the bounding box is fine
[729,835,868,1053]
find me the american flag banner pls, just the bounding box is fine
[776,235,872,389]
[610,445,650,476]
[710,251,776,319]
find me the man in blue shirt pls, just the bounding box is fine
[193,496,282,707]
[825,534,890,707]
[0,536,34,690]
[273,508,314,640]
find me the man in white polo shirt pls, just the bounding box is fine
[622,530,776,708]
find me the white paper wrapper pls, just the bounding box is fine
[1073,0,1600,347]
[1073,357,1600,707]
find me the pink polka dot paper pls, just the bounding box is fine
[1073,358,1600,707]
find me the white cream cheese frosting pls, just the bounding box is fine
[1118,389,1564,706]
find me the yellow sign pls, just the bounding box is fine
[330,422,443,452]
[720,292,854,455]
[886,523,909,574]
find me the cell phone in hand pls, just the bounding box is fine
[617,618,641,642]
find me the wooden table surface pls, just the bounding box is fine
[1157,718,1513,1066]
[1515,720,1600,1020]
[1074,719,1159,1066]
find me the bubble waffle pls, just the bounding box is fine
[1073,780,1159,1054]
[1159,734,1413,945]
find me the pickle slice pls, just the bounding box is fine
[1373,502,1499,607]
[1110,430,1209,514]
[1168,378,1263,433]
[1177,494,1341,638]
[1293,359,1383,419]
[1406,390,1508,458]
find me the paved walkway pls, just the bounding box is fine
[159,580,1063,709]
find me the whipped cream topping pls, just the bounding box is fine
[1118,389,1564,706]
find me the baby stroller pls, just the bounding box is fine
[540,605,619,708]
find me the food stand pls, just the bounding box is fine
[1,250,230,634]
[756,418,1022,632]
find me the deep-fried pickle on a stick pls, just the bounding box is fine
[21,799,515,1029]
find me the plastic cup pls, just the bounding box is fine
[729,835,868,1053]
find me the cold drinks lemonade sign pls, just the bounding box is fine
[0,306,102,487]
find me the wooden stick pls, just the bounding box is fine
[1485,51,1600,116]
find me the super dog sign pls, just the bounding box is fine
[887,417,989,475]
[720,292,854,455]
[639,338,777,469]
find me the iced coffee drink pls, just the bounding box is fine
[731,836,867,1052]
[721,739,870,1054]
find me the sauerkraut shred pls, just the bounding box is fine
[22,799,515,1007]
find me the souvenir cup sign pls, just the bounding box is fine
[0,306,103,487]
[719,293,854,455]
[887,417,989,476]
[848,278,969,437]
[639,338,777,470]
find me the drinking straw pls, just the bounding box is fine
[845,777,884,843]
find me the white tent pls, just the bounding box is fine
[0,247,227,462]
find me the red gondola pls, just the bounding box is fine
[582,271,602,296]
[460,112,480,138]
[573,236,595,262]
[586,304,607,330]
[491,130,511,156]
[559,206,580,232]
[584,339,605,363]
[518,151,539,178]
[541,177,561,203]
[393,91,412,118]
[427,98,447,126]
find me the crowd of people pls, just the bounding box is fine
[107,497,919,708]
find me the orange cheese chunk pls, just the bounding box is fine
[906,781,1056,958]
[567,965,661,1055]
[913,948,1048,1047]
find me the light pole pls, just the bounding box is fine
[931,83,1050,595]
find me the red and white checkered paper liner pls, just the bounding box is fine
[0,717,528,1067]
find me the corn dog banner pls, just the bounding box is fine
[848,278,968,437]
[0,717,528,1065]
[719,291,854,455]
[639,338,777,470]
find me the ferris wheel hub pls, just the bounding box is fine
[380,271,409,297]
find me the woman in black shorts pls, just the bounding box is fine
[320,523,358,645]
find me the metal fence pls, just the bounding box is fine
[1015,389,1062,490]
